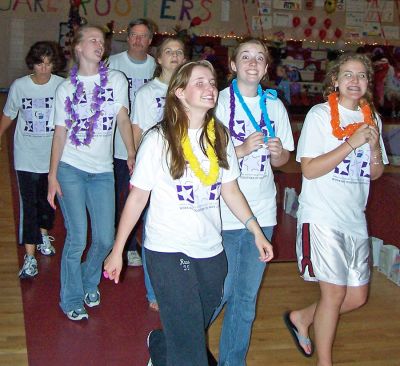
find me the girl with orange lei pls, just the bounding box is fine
[284,53,388,365]
[104,61,273,366]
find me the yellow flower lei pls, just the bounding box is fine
[181,118,220,186]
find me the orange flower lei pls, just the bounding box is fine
[328,92,375,140]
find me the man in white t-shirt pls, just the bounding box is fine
[108,18,156,266]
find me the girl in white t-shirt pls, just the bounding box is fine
[104,60,274,366]
[0,41,64,279]
[212,38,294,365]
[285,53,387,364]
[47,26,135,321]
[132,36,186,312]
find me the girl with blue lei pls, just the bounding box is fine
[212,37,294,365]
[47,25,135,321]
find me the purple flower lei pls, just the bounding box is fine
[64,61,108,146]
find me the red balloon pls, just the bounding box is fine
[319,29,327,40]
[304,28,312,37]
[292,16,301,28]
[324,18,332,29]
[334,28,342,38]
[190,16,202,27]
[308,16,316,27]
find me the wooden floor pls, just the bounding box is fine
[1,93,400,365]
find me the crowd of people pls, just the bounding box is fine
[0,18,388,366]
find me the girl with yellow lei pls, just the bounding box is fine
[285,53,388,364]
[104,60,273,366]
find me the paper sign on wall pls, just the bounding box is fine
[252,15,273,31]
[273,0,302,11]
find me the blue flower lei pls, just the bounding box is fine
[229,78,277,143]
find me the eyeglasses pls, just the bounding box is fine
[129,33,150,39]
[163,49,184,57]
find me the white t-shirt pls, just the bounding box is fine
[53,69,128,173]
[132,77,168,132]
[108,51,156,159]
[216,86,294,230]
[130,127,240,258]
[296,102,388,238]
[3,74,64,173]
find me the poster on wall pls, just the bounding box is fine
[336,0,346,12]
[258,0,273,14]
[272,0,302,11]
[346,0,364,12]
[383,26,400,40]
[252,15,273,31]
[363,22,382,37]
[365,0,394,23]
[346,12,364,27]
[273,12,292,27]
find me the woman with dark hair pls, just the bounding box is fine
[104,60,273,366]
[0,41,65,279]
[47,25,134,321]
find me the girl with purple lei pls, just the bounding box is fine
[47,25,134,321]
[212,38,294,365]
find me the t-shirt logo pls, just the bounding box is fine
[22,97,54,134]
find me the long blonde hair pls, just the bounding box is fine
[160,60,229,179]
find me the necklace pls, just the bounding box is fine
[181,118,219,186]
[328,92,374,140]
[64,61,108,146]
[229,79,277,143]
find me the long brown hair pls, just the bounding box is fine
[323,52,377,116]
[160,60,229,179]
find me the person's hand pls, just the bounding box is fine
[254,233,274,262]
[104,249,123,284]
[47,176,62,210]
[267,137,283,159]
[239,132,264,156]
[348,124,375,149]
[127,155,135,176]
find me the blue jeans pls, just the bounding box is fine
[57,162,115,313]
[114,158,138,251]
[213,226,273,366]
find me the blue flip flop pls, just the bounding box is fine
[283,311,314,358]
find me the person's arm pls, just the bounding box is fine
[47,125,67,209]
[0,115,14,151]
[368,125,385,180]
[301,124,373,180]
[132,123,143,153]
[267,137,290,167]
[104,186,150,283]
[221,179,274,262]
[117,106,135,174]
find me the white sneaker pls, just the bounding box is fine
[127,250,142,267]
[37,234,56,256]
[19,254,38,279]
[66,307,89,321]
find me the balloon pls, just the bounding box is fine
[334,28,342,38]
[304,28,312,37]
[319,29,327,40]
[190,16,202,27]
[308,16,316,27]
[324,18,332,29]
[292,16,301,28]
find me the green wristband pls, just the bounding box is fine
[244,215,257,230]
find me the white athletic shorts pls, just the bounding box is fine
[296,223,370,286]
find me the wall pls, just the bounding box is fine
[0,0,399,87]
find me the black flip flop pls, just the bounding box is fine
[283,311,314,358]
